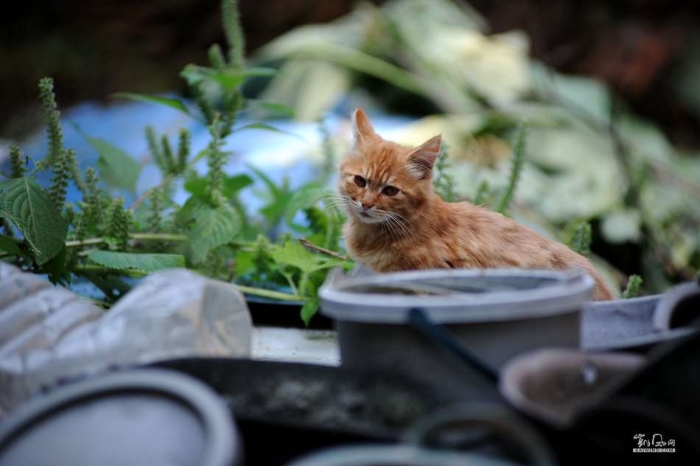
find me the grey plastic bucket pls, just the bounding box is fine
[319,268,594,400]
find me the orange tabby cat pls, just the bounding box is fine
[339,109,613,301]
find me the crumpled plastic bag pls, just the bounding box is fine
[0,262,252,418]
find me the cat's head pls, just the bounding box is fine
[338,108,441,225]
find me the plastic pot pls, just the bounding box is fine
[499,349,645,427]
[0,368,241,466]
[319,269,594,400]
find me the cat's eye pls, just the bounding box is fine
[382,186,399,196]
[354,175,367,187]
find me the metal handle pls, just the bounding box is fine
[407,307,499,383]
[406,403,557,466]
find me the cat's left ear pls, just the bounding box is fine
[408,135,442,180]
[352,108,377,145]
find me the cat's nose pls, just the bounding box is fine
[361,202,373,210]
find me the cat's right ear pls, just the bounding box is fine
[352,108,376,145]
[408,135,442,179]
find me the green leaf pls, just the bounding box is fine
[185,173,253,199]
[188,205,240,263]
[261,198,292,225]
[235,122,304,140]
[248,164,281,198]
[113,93,190,116]
[0,234,22,255]
[87,250,186,273]
[248,167,293,227]
[569,221,592,256]
[537,68,611,122]
[246,100,295,118]
[44,246,69,285]
[0,177,67,264]
[271,239,344,273]
[300,298,319,327]
[181,65,276,90]
[285,183,330,225]
[271,239,316,272]
[87,137,141,192]
[176,196,208,227]
[622,274,643,299]
[234,249,255,277]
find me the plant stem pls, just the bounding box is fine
[130,146,211,210]
[278,268,299,295]
[131,232,188,242]
[76,266,305,302]
[64,234,258,259]
[87,297,112,309]
[299,238,348,261]
[73,265,148,277]
[298,271,310,298]
[497,122,526,215]
[285,44,430,97]
[65,238,105,247]
[235,284,306,302]
[66,232,190,249]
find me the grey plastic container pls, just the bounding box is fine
[582,280,700,352]
[319,269,594,400]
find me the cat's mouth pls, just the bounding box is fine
[355,210,383,224]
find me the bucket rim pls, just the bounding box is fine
[319,268,594,323]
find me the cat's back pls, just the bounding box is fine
[438,201,583,268]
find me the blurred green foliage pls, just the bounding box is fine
[257,0,700,294]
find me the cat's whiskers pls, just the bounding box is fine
[385,217,409,239]
[390,213,412,237]
[322,194,353,214]
[379,217,399,238]
[321,194,348,205]
[322,200,349,210]
[378,210,411,238]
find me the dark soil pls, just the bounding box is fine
[152,357,445,436]
[224,376,429,432]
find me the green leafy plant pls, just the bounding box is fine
[496,122,526,216]
[622,274,643,299]
[472,180,491,206]
[433,142,458,202]
[569,221,593,256]
[0,0,352,324]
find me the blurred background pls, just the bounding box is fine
[4,0,700,143]
[1,0,699,294]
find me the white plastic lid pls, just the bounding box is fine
[319,268,594,324]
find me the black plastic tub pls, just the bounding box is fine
[150,358,461,465]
